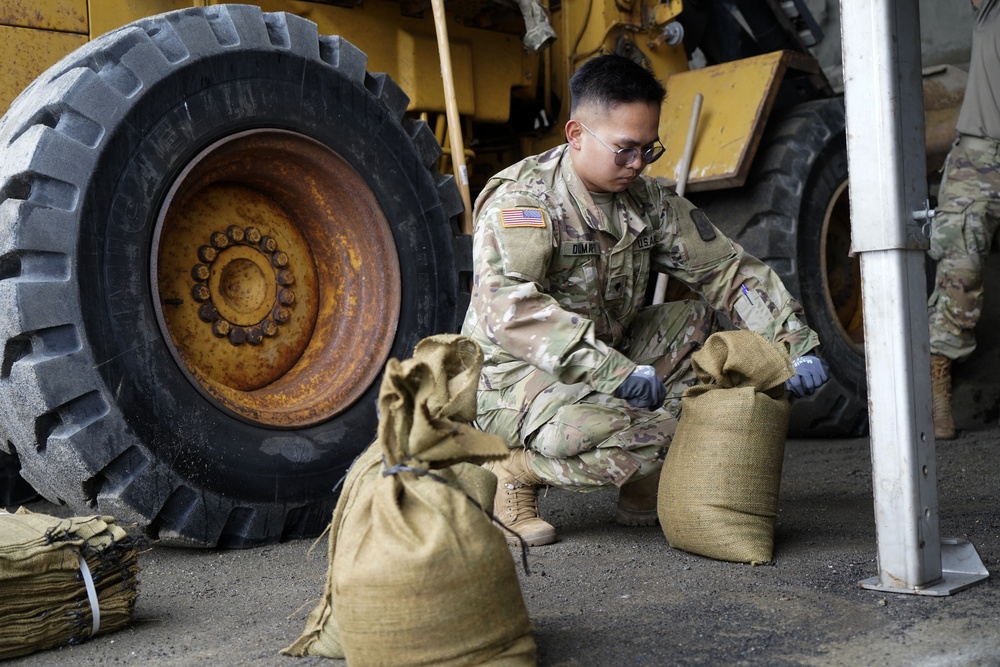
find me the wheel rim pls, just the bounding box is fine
[820,179,864,351]
[152,129,401,428]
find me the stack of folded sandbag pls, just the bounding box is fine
[0,509,139,660]
[659,330,794,564]
[284,334,537,665]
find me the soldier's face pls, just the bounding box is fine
[567,100,662,193]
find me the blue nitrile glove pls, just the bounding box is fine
[785,355,830,398]
[614,365,666,410]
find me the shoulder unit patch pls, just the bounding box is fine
[501,208,546,228]
[690,209,717,242]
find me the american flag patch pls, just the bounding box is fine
[500,208,546,228]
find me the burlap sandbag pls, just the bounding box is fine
[658,330,794,563]
[282,448,497,660]
[0,510,139,660]
[285,334,536,665]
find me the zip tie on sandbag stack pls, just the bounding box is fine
[76,554,101,637]
[382,459,532,575]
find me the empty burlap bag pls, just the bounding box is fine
[284,334,536,665]
[0,509,139,660]
[658,330,794,563]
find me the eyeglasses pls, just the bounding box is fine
[578,122,665,167]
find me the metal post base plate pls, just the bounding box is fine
[859,538,990,596]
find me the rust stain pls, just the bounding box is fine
[0,0,87,33]
[0,25,86,114]
[153,130,401,429]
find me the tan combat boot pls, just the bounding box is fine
[930,354,956,441]
[484,448,557,546]
[616,471,660,527]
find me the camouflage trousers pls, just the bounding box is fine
[928,136,1000,362]
[476,300,716,491]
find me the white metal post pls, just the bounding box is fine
[840,0,987,594]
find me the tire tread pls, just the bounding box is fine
[693,97,866,438]
[0,5,467,545]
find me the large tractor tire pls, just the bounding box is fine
[0,6,468,546]
[692,98,869,438]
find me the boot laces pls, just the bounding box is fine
[930,358,953,408]
[503,479,540,522]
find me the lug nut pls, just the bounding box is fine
[259,236,277,253]
[261,319,278,337]
[191,264,210,282]
[228,326,247,346]
[246,327,263,345]
[198,245,217,264]
[227,225,245,243]
[244,227,262,244]
[212,319,231,338]
[278,289,296,306]
[271,251,289,269]
[277,269,295,286]
[211,231,229,249]
[198,303,219,323]
[191,284,211,302]
[272,306,291,324]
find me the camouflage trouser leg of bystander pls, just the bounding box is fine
[927,140,1000,361]
[476,300,717,491]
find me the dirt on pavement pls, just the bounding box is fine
[5,425,1000,666]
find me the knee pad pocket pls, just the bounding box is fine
[530,404,630,458]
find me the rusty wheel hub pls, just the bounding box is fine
[821,179,864,350]
[152,130,401,428]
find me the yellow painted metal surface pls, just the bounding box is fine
[89,0,190,38]
[5,0,794,188]
[0,0,86,32]
[0,25,86,113]
[256,0,526,122]
[654,0,683,25]
[88,0,527,123]
[649,50,810,192]
[396,31,475,116]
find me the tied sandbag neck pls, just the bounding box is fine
[382,457,532,574]
[689,330,794,397]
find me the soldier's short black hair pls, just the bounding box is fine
[569,53,666,116]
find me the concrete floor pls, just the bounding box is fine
[6,424,1000,667]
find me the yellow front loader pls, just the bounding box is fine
[0,0,944,545]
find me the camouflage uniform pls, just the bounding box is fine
[461,145,819,491]
[927,0,1000,362]
[927,138,1000,361]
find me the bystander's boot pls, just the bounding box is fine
[616,471,660,526]
[484,448,557,546]
[931,354,956,440]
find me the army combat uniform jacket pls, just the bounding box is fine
[461,145,819,488]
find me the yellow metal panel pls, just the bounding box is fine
[90,0,193,38]
[396,31,474,116]
[251,0,526,122]
[653,0,683,25]
[0,0,87,33]
[649,51,802,192]
[0,25,87,114]
[21,0,525,123]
